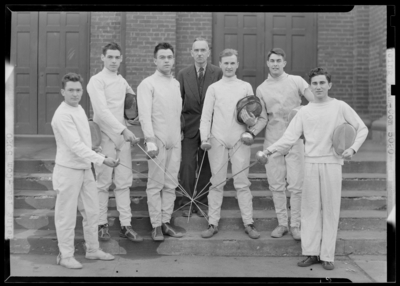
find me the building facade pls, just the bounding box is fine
[11,7,387,135]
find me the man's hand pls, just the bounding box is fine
[122,128,140,145]
[103,157,120,168]
[240,109,257,127]
[126,117,140,126]
[92,146,103,153]
[342,148,355,160]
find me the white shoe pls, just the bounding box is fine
[85,249,115,260]
[271,225,288,238]
[57,254,83,269]
[290,226,301,241]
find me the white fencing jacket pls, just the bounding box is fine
[51,102,104,169]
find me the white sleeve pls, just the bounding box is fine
[341,102,368,153]
[137,79,155,140]
[123,77,135,94]
[250,87,268,136]
[55,113,104,166]
[266,110,304,154]
[200,85,215,141]
[87,76,126,135]
[246,82,254,96]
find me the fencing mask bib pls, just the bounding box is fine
[236,95,263,126]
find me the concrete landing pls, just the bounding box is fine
[8,253,387,282]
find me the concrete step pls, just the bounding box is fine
[10,229,386,256]
[14,189,387,211]
[14,158,387,174]
[13,209,387,232]
[13,172,387,191]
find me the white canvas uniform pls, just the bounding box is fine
[200,76,265,226]
[267,98,368,262]
[256,72,309,228]
[87,68,135,227]
[51,102,105,259]
[137,70,182,228]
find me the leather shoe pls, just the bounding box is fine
[195,208,207,217]
[271,225,288,238]
[85,249,115,260]
[120,226,143,242]
[201,224,218,238]
[182,209,192,217]
[98,223,111,241]
[321,261,335,270]
[161,223,184,238]
[57,254,83,269]
[152,226,164,241]
[290,226,301,241]
[244,224,260,239]
[297,256,320,267]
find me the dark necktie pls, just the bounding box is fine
[198,67,204,98]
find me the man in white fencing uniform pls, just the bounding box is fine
[256,48,314,240]
[137,42,184,241]
[51,73,118,269]
[199,49,267,239]
[87,42,142,243]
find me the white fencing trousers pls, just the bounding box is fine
[207,137,254,227]
[146,138,181,228]
[95,134,133,226]
[266,139,304,228]
[53,164,100,258]
[301,163,342,262]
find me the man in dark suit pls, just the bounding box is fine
[177,37,223,217]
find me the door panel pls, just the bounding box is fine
[265,13,317,79]
[11,12,39,134]
[212,13,265,93]
[38,12,89,134]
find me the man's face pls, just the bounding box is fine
[191,40,210,66]
[267,53,286,77]
[154,49,174,75]
[310,75,332,102]
[219,54,239,78]
[61,81,83,107]
[101,49,122,73]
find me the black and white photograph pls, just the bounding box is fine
[4,4,396,283]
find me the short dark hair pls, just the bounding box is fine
[219,49,238,61]
[267,48,286,61]
[102,42,122,56]
[308,67,332,83]
[61,73,84,89]
[154,42,175,58]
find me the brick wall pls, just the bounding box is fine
[89,12,122,77]
[317,9,356,106]
[368,6,387,121]
[175,12,213,74]
[125,12,177,92]
[353,6,370,116]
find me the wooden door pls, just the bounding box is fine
[11,12,39,134]
[212,13,265,93]
[38,12,90,134]
[265,13,317,79]
[213,12,317,92]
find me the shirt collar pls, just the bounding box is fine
[155,69,173,78]
[195,64,207,74]
[267,71,288,81]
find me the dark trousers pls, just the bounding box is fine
[179,131,211,210]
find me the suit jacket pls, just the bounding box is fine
[177,63,223,139]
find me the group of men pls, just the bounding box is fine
[51,37,368,271]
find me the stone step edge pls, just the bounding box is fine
[11,228,386,241]
[13,172,387,180]
[13,209,387,219]
[14,189,388,198]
